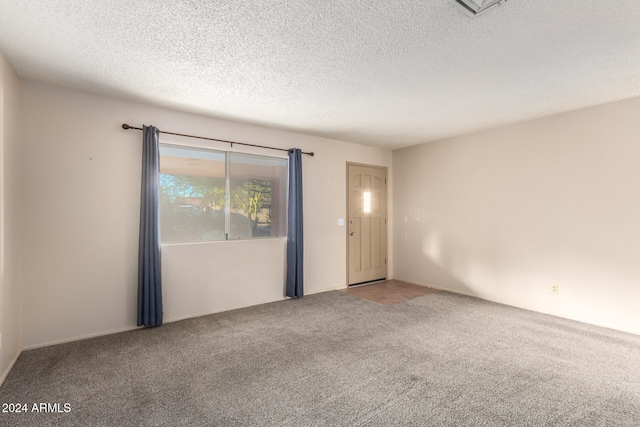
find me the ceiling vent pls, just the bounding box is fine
[453,0,508,16]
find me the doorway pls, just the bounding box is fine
[347,163,388,286]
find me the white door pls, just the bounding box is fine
[347,163,388,285]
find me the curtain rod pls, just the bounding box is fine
[121,124,314,157]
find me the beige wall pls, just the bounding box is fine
[393,96,640,334]
[0,52,22,382]
[20,81,393,348]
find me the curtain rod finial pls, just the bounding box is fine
[122,123,131,130]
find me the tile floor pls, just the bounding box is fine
[342,279,438,305]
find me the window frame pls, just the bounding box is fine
[158,141,288,245]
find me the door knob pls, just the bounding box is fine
[349,231,356,236]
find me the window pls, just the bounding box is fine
[159,145,287,243]
[228,153,288,239]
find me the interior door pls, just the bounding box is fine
[347,163,388,285]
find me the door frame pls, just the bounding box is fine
[346,162,388,286]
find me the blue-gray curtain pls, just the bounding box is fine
[138,125,163,327]
[286,148,304,298]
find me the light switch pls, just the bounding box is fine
[338,218,345,226]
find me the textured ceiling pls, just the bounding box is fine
[1,0,639,149]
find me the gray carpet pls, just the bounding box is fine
[1,290,639,426]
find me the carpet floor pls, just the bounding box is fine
[1,290,639,426]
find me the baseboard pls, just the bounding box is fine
[306,284,350,294]
[22,325,139,351]
[393,278,479,297]
[18,282,492,352]
[21,291,330,351]
[164,296,289,324]
[394,278,640,336]
[0,350,21,387]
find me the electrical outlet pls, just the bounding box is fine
[551,284,559,295]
